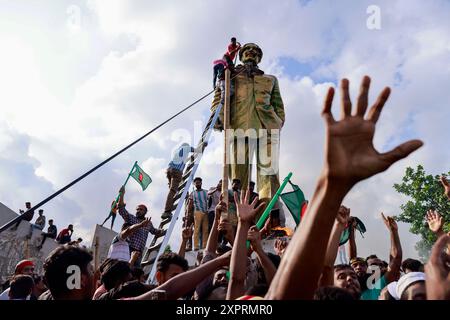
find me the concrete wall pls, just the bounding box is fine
[91,224,117,269]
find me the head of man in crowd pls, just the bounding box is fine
[232,178,241,192]
[206,268,229,300]
[216,179,222,190]
[401,258,424,274]
[155,252,189,285]
[38,209,44,216]
[25,202,31,210]
[135,204,147,218]
[350,257,368,279]
[366,254,386,274]
[396,272,426,300]
[48,219,54,226]
[249,181,255,193]
[101,260,132,291]
[194,177,202,190]
[43,245,94,300]
[131,267,146,283]
[15,259,35,276]
[333,264,361,300]
[68,224,74,232]
[9,275,34,300]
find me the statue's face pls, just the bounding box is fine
[241,44,262,64]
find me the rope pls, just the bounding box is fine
[0,68,245,234]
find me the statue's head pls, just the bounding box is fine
[239,43,263,64]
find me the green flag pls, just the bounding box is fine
[130,163,152,191]
[339,217,366,246]
[280,181,306,226]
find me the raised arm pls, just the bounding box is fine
[266,76,423,300]
[117,186,132,222]
[320,205,350,287]
[348,217,358,260]
[134,252,231,300]
[120,218,151,240]
[248,226,276,285]
[227,191,264,300]
[381,213,402,283]
[178,225,193,258]
[205,200,227,254]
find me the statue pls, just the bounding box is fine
[211,43,285,210]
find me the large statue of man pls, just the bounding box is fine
[211,43,285,208]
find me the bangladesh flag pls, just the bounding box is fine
[130,163,152,191]
[280,181,307,226]
[339,217,366,246]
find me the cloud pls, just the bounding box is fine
[0,0,449,260]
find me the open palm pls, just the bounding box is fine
[322,76,423,188]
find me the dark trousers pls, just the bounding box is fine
[164,168,183,213]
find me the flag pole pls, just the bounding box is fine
[221,69,231,218]
[111,161,137,209]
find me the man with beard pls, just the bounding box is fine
[333,264,362,300]
[118,185,164,266]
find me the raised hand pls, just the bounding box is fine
[425,234,450,300]
[274,238,288,257]
[247,226,262,252]
[440,176,450,200]
[138,217,151,228]
[182,225,193,240]
[336,205,350,227]
[321,76,423,189]
[215,198,227,220]
[381,212,398,232]
[426,209,444,234]
[234,190,264,225]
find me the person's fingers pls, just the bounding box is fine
[355,75,371,117]
[250,196,259,209]
[322,87,335,124]
[340,79,352,119]
[381,212,387,222]
[366,87,391,123]
[440,176,449,186]
[245,189,250,204]
[234,191,239,205]
[379,140,424,166]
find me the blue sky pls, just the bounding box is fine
[0,0,449,261]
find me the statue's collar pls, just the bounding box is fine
[234,64,265,77]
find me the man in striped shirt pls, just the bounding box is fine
[190,177,209,250]
[162,142,207,220]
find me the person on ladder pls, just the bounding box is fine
[161,141,207,220]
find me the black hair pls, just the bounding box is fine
[101,260,132,290]
[43,245,93,299]
[366,254,378,261]
[231,37,236,42]
[401,258,424,273]
[9,275,34,299]
[232,178,241,184]
[194,177,202,182]
[157,252,188,273]
[216,244,232,255]
[131,267,145,280]
[334,264,354,272]
[313,286,355,300]
[249,181,255,187]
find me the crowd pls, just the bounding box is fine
[0,75,448,301]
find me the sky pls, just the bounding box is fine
[0,0,449,261]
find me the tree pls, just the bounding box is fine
[393,165,449,261]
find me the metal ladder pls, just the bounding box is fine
[142,102,223,283]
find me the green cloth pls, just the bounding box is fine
[130,163,152,191]
[361,275,387,300]
[280,182,306,225]
[339,217,366,246]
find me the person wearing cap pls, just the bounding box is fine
[117,185,164,266]
[0,259,35,300]
[162,141,207,220]
[396,271,426,300]
[211,42,285,206]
